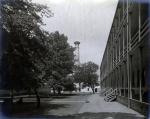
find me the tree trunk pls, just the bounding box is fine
[57,89,61,95]
[2,89,13,115]
[91,85,95,94]
[34,89,40,108]
[10,89,14,103]
[53,88,56,95]
[17,97,23,104]
[57,87,62,95]
[79,83,81,92]
[92,88,95,94]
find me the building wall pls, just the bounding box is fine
[100,0,149,115]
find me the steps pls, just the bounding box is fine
[104,92,116,102]
[100,88,119,102]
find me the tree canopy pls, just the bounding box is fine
[0,0,75,103]
[1,0,52,91]
[74,61,99,93]
[45,31,75,94]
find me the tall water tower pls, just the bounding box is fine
[74,41,80,66]
[74,41,81,92]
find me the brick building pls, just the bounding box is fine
[100,0,149,115]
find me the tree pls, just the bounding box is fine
[1,0,52,108]
[47,31,75,95]
[1,1,75,110]
[63,75,76,93]
[82,62,99,93]
[74,61,99,93]
[73,65,84,92]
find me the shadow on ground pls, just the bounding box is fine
[39,93,78,99]
[0,112,146,119]
[0,102,69,117]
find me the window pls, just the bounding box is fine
[140,3,149,27]
[130,2,139,38]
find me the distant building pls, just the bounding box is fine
[81,86,101,93]
[100,0,149,115]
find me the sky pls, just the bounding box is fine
[33,0,118,66]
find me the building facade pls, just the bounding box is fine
[100,0,149,115]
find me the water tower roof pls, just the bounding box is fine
[74,41,80,45]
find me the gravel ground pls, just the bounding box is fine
[0,93,147,119]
